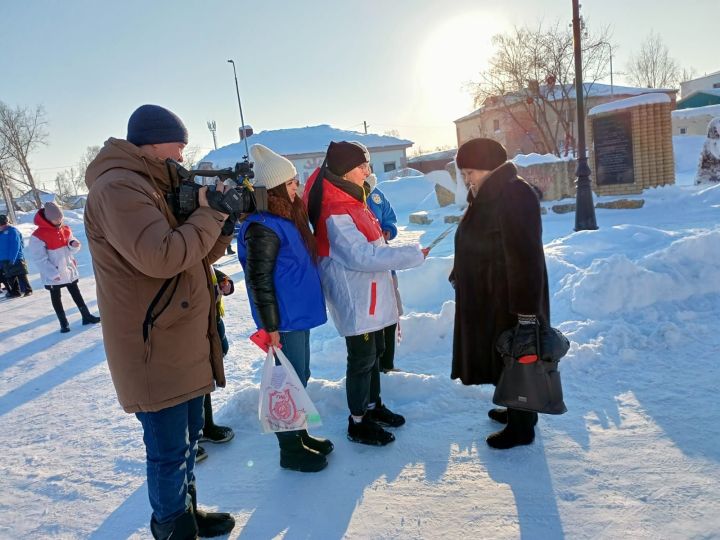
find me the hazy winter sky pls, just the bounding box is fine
[2,0,718,186]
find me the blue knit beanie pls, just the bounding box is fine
[127,104,188,146]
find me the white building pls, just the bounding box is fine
[672,104,720,136]
[680,70,720,99]
[199,124,413,183]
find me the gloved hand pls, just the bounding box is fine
[511,314,539,363]
[221,214,237,236]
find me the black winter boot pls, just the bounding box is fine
[486,409,537,450]
[150,508,198,540]
[200,394,234,444]
[347,415,395,446]
[277,431,327,472]
[58,313,70,334]
[187,484,235,538]
[366,401,405,427]
[299,429,334,455]
[80,306,100,325]
[488,407,538,426]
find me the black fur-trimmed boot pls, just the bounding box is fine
[486,409,537,450]
[150,507,198,540]
[277,431,327,472]
[187,483,235,538]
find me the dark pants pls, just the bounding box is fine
[136,396,204,525]
[46,280,87,324]
[345,330,385,416]
[1,259,31,295]
[379,323,397,371]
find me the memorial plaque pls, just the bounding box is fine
[593,112,634,185]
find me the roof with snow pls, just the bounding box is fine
[455,83,676,122]
[201,124,413,166]
[408,148,457,163]
[672,103,720,119]
[589,92,670,116]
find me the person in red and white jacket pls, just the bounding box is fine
[305,140,428,447]
[28,202,100,333]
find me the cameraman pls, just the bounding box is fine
[84,105,235,539]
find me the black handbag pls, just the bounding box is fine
[493,325,569,415]
[3,259,28,278]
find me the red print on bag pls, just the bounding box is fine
[268,389,300,424]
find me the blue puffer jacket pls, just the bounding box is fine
[238,212,327,332]
[0,225,24,263]
[366,187,398,240]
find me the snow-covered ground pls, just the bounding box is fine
[2,152,720,539]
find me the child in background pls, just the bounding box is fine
[28,202,99,332]
[365,174,403,373]
[197,267,236,462]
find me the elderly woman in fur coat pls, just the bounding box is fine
[450,138,550,450]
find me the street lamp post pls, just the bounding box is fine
[572,0,598,231]
[227,59,249,147]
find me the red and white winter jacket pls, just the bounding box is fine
[303,168,424,337]
[28,211,81,286]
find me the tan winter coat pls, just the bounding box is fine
[84,138,231,413]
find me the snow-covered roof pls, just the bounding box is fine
[588,93,670,116]
[672,103,720,119]
[408,149,457,163]
[201,124,412,167]
[512,153,572,167]
[680,88,720,101]
[456,83,675,122]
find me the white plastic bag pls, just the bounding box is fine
[258,346,322,433]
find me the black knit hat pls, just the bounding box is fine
[456,138,508,171]
[0,214,7,226]
[326,141,370,176]
[127,104,188,146]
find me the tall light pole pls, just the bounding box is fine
[227,59,250,156]
[207,120,217,150]
[572,0,598,231]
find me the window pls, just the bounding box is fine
[493,119,500,131]
[383,161,396,173]
[680,127,687,134]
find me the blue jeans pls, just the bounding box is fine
[279,330,310,387]
[135,395,204,524]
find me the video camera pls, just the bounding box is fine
[165,158,267,221]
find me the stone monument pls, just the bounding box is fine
[695,117,720,185]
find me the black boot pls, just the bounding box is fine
[299,429,334,455]
[58,313,70,334]
[277,431,327,472]
[187,483,235,538]
[80,306,100,325]
[150,508,198,540]
[366,401,405,427]
[486,409,536,450]
[347,415,395,446]
[201,394,234,444]
[488,407,537,426]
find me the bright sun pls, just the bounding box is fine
[416,12,508,120]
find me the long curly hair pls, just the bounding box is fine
[266,184,318,262]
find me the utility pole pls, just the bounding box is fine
[227,59,251,158]
[363,121,368,134]
[572,0,598,231]
[207,120,218,150]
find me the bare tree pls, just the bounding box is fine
[0,101,48,208]
[469,21,612,156]
[626,31,680,89]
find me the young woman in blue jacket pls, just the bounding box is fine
[237,144,331,473]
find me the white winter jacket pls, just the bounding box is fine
[28,233,81,286]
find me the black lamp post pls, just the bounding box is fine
[227,59,248,142]
[572,0,598,231]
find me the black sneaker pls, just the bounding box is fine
[366,403,405,427]
[200,424,235,444]
[196,445,208,463]
[347,415,395,446]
